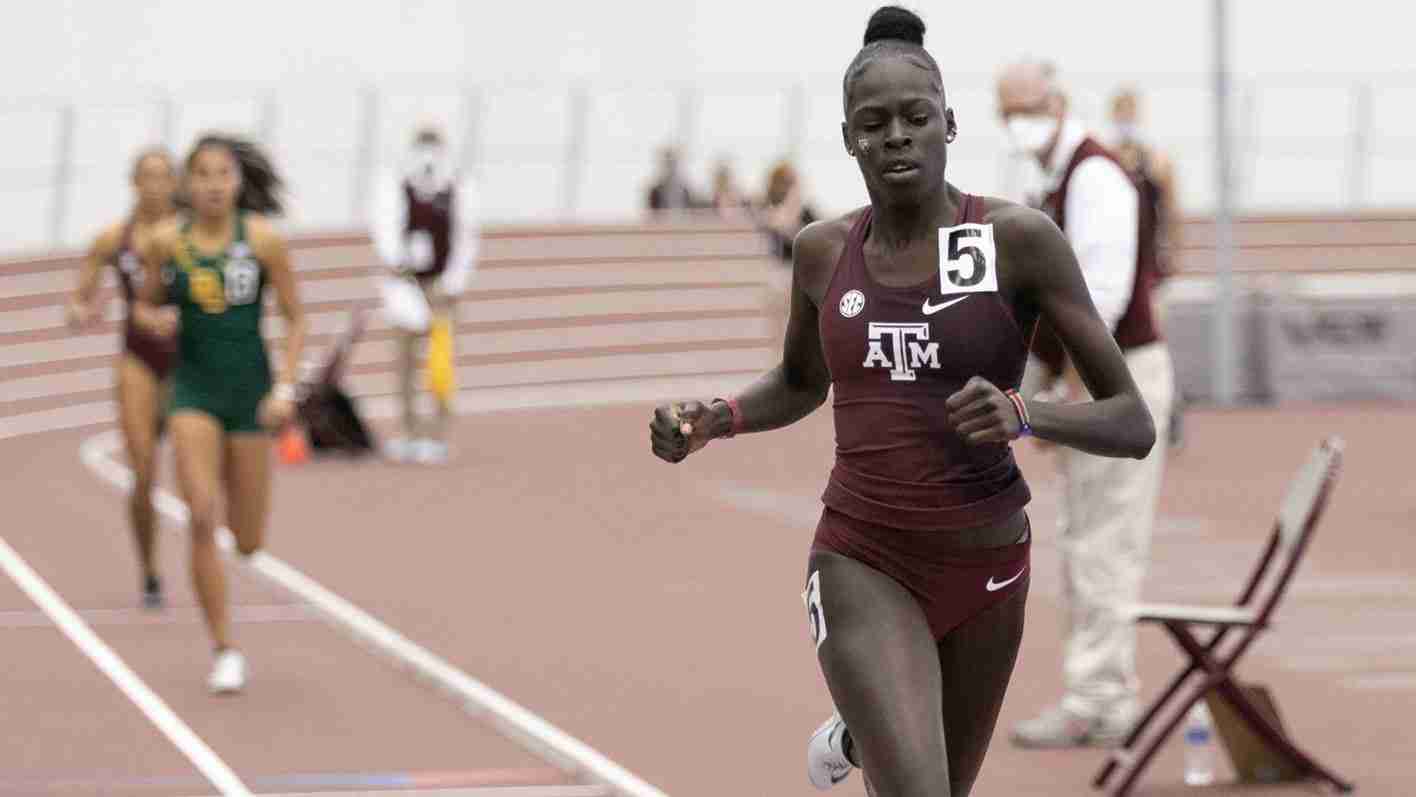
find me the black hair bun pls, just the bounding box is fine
[864,6,925,47]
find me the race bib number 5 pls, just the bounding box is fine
[938,223,998,295]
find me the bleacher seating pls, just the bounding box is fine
[0,222,781,440]
[3,210,1413,439]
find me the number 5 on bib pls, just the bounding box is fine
[938,223,997,295]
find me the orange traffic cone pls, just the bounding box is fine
[278,425,309,465]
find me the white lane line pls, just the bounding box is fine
[0,535,251,796]
[1290,576,1416,599]
[185,786,612,797]
[0,603,315,629]
[80,430,668,797]
[1278,654,1414,673]
[1341,672,1416,691]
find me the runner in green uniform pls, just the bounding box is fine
[133,134,305,694]
[167,212,272,432]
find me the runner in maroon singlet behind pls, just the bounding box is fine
[67,149,179,609]
[649,7,1155,796]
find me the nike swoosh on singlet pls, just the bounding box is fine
[921,295,970,315]
[985,567,1027,592]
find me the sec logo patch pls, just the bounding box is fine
[839,289,866,318]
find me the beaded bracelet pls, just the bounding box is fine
[1004,388,1032,438]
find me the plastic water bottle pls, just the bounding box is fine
[1183,703,1216,786]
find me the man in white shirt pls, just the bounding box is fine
[370,125,480,464]
[997,60,1176,748]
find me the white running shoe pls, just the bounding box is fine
[412,438,449,464]
[807,712,854,790]
[208,649,247,694]
[385,437,415,463]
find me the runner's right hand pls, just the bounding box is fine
[136,305,180,338]
[650,401,717,464]
[65,299,96,330]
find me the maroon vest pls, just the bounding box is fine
[403,181,455,276]
[1033,137,1163,373]
[818,197,1033,531]
[111,222,176,375]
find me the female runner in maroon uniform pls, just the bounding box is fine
[67,149,179,608]
[649,7,1154,796]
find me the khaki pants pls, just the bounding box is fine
[1056,342,1174,718]
[396,277,456,442]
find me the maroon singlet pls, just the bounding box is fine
[112,222,176,377]
[817,194,1034,532]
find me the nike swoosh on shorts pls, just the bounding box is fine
[986,567,1027,592]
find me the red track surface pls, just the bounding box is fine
[1,402,1413,796]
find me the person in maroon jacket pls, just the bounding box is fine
[66,148,179,610]
[648,7,1155,796]
[998,61,1177,750]
[371,125,479,464]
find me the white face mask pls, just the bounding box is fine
[1006,115,1057,155]
[406,144,451,191]
[1110,122,1139,144]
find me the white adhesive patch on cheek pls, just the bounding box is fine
[857,138,870,153]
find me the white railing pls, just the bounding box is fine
[4,72,1414,254]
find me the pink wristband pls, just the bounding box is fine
[715,397,743,438]
[729,398,745,436]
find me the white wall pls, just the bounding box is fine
[3,1,1411,252]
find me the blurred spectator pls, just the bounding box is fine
[1108,87,1180,280]
[998,59,1174,750]
[758,160,819,263]
[752,159,818,343]
[1109,86,1186,448]
[646,145,697,214]
[710,158,750,221]
[370,124,479,464]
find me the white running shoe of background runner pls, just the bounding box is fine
[208,649,247,694]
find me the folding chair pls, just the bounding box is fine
[1094,437,1354,795]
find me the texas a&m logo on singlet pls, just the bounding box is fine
[863,323,938,382]
[860,223,997,382]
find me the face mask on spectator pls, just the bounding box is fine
[1110,122,1140,145]
[1006,115,1057,155]
[406,143,452,195]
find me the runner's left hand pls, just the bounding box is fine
[945,376,1023,445]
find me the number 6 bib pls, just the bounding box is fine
[224,258,261,306]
